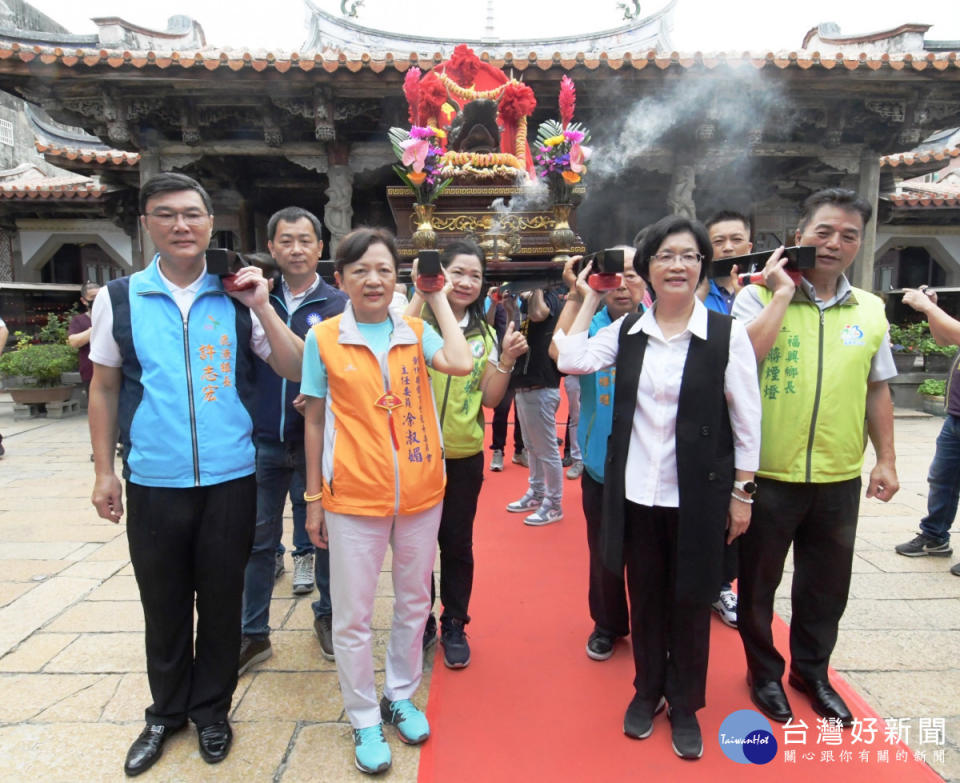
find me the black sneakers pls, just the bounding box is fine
[238,634,272,675]
[440,618,470,668]
[668,707,703,760]
[422,613,438,650]
[585,629,615,661]
[895,532,952,557]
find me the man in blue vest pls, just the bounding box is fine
[550,246,647,662]
[239,207,346,675]
[88,173,304,777]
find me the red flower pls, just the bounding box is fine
[499,81,536,124]
[559,75,576,129]
[418,71,448,125]
[403,67,422,125]
[445,43,480,87]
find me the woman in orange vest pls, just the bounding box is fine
[301,227,472,775]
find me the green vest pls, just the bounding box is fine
[754,284,888,483]
[428,327,495,459]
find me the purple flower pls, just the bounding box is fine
[410,126,435,139]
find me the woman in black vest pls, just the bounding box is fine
[554,216,762,760]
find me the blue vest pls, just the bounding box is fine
[578,307,616,483]
[108,258,257,488]
[253,280,347,444]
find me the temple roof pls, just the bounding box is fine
[0,42,955,74]
[886,192,960,209]
[35,140,140,167]
[0,162,105,199]
[881,145,960,169]
[302,0,673,59]
[802,22,932,51]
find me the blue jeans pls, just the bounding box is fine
[920,414,960,543]
[514,387,563,506]
[242,439,331,636]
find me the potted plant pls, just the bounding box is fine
[918,378,947,416]
[921,333,959,374]
[888,322,923,373]
[0,312,79,406]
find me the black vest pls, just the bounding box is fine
[601,309,734,604]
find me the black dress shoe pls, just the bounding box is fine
[788,673,853,727]
[748,675,793,723]
[198,720,233,764]
[124,723,183,777]
[623,695,666,739]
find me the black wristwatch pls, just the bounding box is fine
[733,480,757,496]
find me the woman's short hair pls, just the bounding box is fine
[334,227,400,274]
[636,215,713,285]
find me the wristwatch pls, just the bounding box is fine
[733,480,757,496]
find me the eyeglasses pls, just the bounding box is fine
[650,251,703,266]
[145,209,210,226]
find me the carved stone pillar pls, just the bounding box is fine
[138,141,161,269]
[667,165,696,219]
[853,149,880,292]
[324,164,354,256]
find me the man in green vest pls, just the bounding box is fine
[732,188,899,727]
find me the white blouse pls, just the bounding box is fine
[553,299,761,508]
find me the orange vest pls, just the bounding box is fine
[311,312,445,517]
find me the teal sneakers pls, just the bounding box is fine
[353,724,391,774]
[380,697,430,745]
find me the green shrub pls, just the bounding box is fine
[918,378,947,397]
[0,343,78,386]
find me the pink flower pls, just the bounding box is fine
[563,129,585,144]
[569,143,591,173]
[409,126,435,139]
[400,138,430,172]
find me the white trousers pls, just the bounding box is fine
[326,504,442,728]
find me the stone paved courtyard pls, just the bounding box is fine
[0,408,958,781]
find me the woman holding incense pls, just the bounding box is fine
[553,215,761,760]
[404,239,528,669]
[301,227,472,775]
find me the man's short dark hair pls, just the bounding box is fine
[798,188,872,232]
[705,210,751,235]
[139,172,213,215]
[636,215,713,285]
[335,227,400,274]
[267,207,324,243]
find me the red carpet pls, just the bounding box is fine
[419,417,940,782]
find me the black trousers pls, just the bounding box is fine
[491,392,523,453]
[430,452,484,624]
[737,477,861,683]
[581,472,629,637]
[126,475,257,728]
[624,502,711,713]
[721,538,739,589]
